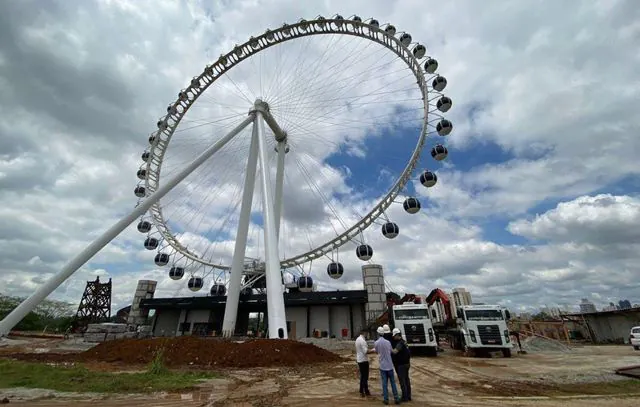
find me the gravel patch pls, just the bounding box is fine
[297,337,355,352]
[522,336,573,353]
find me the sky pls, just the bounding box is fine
[1,0,639,316]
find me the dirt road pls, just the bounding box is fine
[2,337,640,406]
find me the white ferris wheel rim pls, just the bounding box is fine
[142,16,440,270]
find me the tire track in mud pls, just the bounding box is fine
[407,356,543,403]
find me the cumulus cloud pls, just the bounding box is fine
[508,194,640,245]
[0,0,638,320]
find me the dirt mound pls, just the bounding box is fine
[77,336,343,368]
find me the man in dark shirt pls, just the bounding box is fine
[391,328,412,402]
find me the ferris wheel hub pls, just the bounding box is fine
[252,98,270,113]
[251,99,288,143]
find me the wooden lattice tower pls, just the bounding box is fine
[73,276,112,331]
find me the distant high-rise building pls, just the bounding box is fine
[452,287,472,306]
[579,298,597,313]
[447,293,456,319]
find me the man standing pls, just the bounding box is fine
[374,326,401,405]
[355,328,373,397]
[391,328,412,402]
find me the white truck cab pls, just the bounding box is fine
[456,304,513,357]
[391,302,438,356]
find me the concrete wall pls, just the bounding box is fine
[351,304,366,335]
[286,306,307,339]
[329,305,350,338]
[149,302,367,339]
[153,309,180,337]
[173,309,211,336]
[184,309,210,335]
[309,305,330,335]
[584,310,640,343]
[281,304,367,339]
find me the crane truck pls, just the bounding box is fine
[390,301,438,356]
[450,304,513,357]
[426,288,514,358]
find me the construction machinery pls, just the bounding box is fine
[390,301,438,356]
[370,293,438,356]
[373,288,514,358]
[425,288,514,357]
[450,304,513,357]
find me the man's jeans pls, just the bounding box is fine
[379,368,399,402]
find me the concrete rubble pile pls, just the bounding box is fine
[83,323,151,343]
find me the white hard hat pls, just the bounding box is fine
[383,324,391,334]
[377,326,385,335]
[392,328,401,336]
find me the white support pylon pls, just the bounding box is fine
[274,141,287,239]
[254,105,288,339]
[0,115,254,337]
[221,123,260,338]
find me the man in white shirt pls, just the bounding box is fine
[355,328,373,397]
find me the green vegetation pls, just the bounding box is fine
[0,293,76,333]
[0,353,218,394]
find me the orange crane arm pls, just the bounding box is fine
[426,288,452,320]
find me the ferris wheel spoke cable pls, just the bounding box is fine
[280,157,336,258]
[266,33,385,108]
[268,49,405,122]
[182,181,245,261]
[294,153,350,234]
[277,32,342,101]
[262,34,322,108]
[157,128,247,181]
[275,100,421,134]
[271,73,419,137]
[297,149,371,233]
[265,34,365,114]
[191,96,251,112]
[158,135,248,225]
[270,58,408,113]
[290,157,343,237]
[193,148,279,272]
[170,112,249,134]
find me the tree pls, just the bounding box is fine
[0,293,77,332]
[531,311,552,321]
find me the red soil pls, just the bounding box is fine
[6,336,343,369]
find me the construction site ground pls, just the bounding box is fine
[1,335,639,406]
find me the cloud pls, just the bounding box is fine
[0,0,639,323]
[508,194,640,245]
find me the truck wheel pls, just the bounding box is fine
[634,346,639,351]
[502,348,512,358]
[426,347,438,357]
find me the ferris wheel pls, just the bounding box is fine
[131,14,453,339]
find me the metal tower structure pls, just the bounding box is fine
[72,276,112,331]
